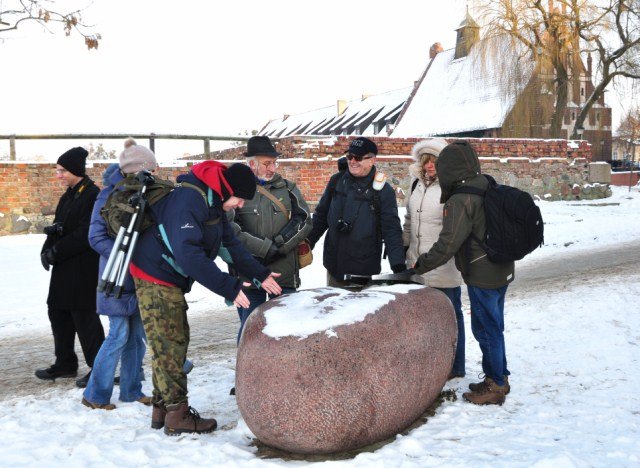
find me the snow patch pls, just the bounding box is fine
[262,285,420,339]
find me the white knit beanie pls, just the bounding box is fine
[411,138,449,162]
[119,139,158,174]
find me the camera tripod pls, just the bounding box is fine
[97,171,155,298]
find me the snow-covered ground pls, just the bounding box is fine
[0,186,639,467]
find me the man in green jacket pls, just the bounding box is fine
[230,136,312,341]
[413,141,514,405]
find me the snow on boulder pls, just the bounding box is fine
[235,285,457,454]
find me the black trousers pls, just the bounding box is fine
[48,308,105,370]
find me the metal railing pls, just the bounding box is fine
[0,133,255,160]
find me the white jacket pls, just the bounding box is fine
[402,172,462,288]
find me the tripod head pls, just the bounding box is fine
[135,170,155,186]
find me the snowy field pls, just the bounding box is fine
[0,186,639,467]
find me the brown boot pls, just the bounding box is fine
[469,375,510,395]
[151,402,166,430]
[463,378,507,405]
[164,403,217,436]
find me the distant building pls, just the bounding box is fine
[258,11,612,161]
[259,87,411,138]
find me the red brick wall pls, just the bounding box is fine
[0,137,597,234]
[611,171,640,187]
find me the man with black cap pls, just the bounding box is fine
[36,147,106,387]
[230,136,312,341]
[130,160,282,436]
[307,137,406,287]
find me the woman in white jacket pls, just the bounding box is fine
[403,138,465,379]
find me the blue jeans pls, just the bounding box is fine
[436,287,465,376]
[83,313,146,404]
[236,287,296,342]
[467,285,510,386]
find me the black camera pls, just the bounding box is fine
[337,219,353,233]
[43,222,64,236]
[135,170,155,186]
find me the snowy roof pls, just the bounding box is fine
[393,37,533,138]
[259,87,411,137]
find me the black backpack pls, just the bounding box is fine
[454,174,544,263]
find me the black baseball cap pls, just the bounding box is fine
[345,137,378,157]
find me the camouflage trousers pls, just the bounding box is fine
[134,278,189,406]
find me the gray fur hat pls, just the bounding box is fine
[411,138,449,161]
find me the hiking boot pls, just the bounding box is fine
[229,387,236,396]
[151,402,167,430]
[75,372,91,388]
[447,372,465,381]
[35,365,77,381]
[469,375,510,395]
[137,396,152,406]
[463,378,507,406]
[163,403,217,436]
[82,397,116,410]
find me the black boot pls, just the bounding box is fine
[75,371,91,388]
[35,365,77,381]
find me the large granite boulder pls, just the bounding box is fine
[236,285,457,454]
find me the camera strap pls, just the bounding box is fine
[257,186,291,220]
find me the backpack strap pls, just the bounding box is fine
[257,185,291,220]
[410,178,419,195]
[177,182,220,226]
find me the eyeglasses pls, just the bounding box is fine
[260,160,278,169]
[346,153,374,162]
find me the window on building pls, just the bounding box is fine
[571,112,575,120]
[596,113,600,122]
[581,88,584,96]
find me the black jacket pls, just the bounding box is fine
[307,167,405,279]
[42,177,100,310]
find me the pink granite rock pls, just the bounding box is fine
[235,285,457,454]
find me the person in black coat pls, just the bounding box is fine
[35,147,105,386]
[307,137,406,287]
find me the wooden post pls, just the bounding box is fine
[9,135,16,160]
[204,138,211,158]
[149,133,156,153]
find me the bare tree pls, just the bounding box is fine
[476,0,639,138]
[0,0,100,49]
[616,105,640,160]
[574,0,640,138]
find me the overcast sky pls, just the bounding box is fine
[0,0,633,161]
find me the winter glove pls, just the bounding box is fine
[40,252,50,271]
[40,248,56,271]
[262,244,284,265]
[391,263,407,274]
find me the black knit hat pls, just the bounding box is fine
[57,147,89,177]
[224,163,256,200]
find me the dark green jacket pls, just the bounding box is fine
[414,142,514,289]
[231,174,312,289]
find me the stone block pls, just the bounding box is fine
[236,285,457,454]
[588,162,611,183]
[10,214,31,234]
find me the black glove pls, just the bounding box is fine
[40,248,55,271]
[43,223,64,236]
[262,244,283,265]
[391,263,407,274]
[40,252,50,271]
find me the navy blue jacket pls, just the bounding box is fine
[131,172,271,301]
[89,168,139,317]
[307,167,405,279]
